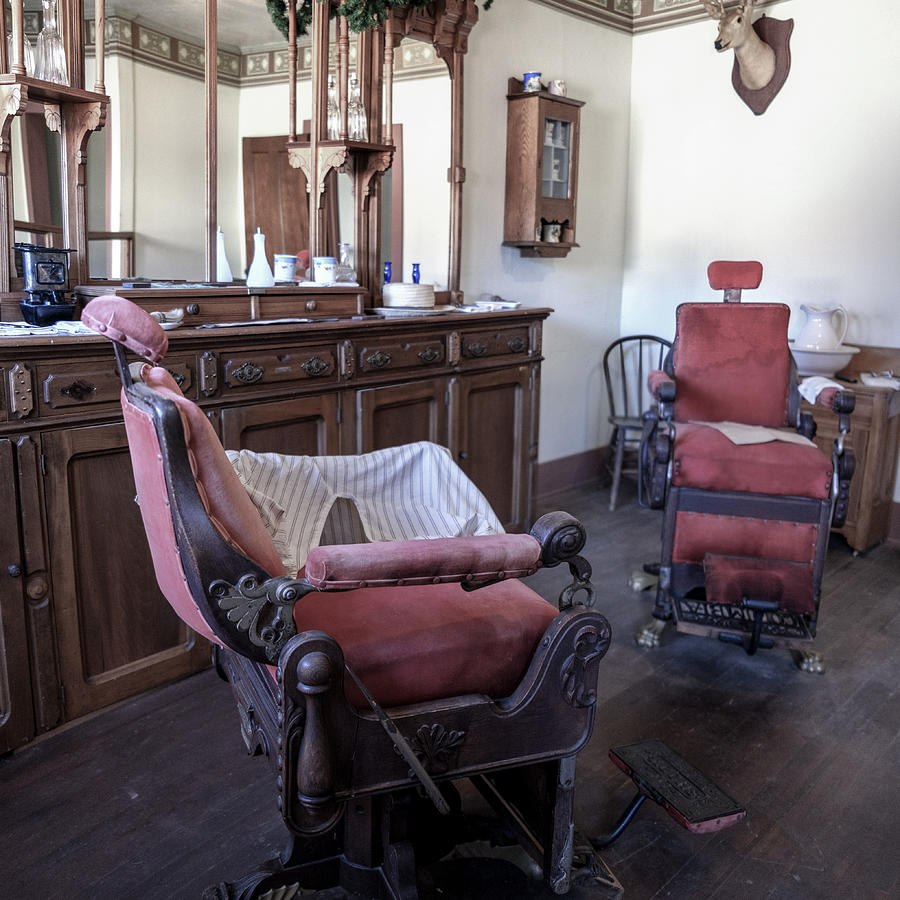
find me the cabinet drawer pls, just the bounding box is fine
[38,358,194,414]
[258,293,364,320]
[356,335,446,375]
[459,326,530,362]
[222,346,339,390]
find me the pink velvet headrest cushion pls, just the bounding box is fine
[81,295,168,363]
[707,260,763,291]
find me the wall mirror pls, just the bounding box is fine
[87,0,452,292]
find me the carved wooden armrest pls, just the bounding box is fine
[303,533,543,590]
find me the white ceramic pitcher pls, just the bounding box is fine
[795,304,848,350]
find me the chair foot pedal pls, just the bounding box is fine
[609,739,746,834]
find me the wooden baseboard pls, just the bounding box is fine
[536,446,607,499]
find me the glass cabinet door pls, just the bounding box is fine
[541,116,571,200]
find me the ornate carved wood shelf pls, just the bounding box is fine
[0,73,107,105]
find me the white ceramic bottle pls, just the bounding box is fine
[246,228,275,287]
[216,227,233,283]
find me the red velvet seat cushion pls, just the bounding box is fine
[672,423,832,499]
[289,579,558,709]
[704,554,815,615]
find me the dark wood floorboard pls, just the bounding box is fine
[2,478,899,899]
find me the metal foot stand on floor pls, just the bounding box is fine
[591,739,746,851]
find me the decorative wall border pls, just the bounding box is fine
[83,16,446,89]
[534,0,790,34]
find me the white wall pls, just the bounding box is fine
[623,0,900,498]
[461,1,633,464]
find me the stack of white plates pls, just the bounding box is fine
[382,283,435,308]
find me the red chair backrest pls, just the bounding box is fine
[671,302,792,427]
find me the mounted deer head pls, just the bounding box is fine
[701,0,775,91]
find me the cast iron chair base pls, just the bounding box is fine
[202,798,626,899]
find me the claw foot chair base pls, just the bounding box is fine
[791,649,825,675]
[634,618,668,649]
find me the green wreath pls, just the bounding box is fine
[266,0,493,40]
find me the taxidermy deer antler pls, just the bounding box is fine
[701,0,775,91]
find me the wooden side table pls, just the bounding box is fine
[804,347,900,553]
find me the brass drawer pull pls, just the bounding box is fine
[60,379,96,401]
[367,351,392,369]
[508,337,526,353]
[301,356,330,377]
[234,362,264,385]
[418,347,441,364]
[467,341,487,357]
[168,369,187,388]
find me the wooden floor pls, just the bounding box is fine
[2,479,899,900]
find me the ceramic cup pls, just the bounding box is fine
[313,256,337,284]
[274,253,297,282]
[523,72,542,92]
[548,79,567,97]
[542,222,562,242]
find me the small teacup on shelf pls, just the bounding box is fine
[523,71,542,92]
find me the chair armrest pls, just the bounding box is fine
[814,387,856,418]
[648,370,676,403]
[303,533,543,590]
[648,370,676,421]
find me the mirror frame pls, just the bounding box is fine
[200,0,478,300]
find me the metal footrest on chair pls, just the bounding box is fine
[592,739,745,848]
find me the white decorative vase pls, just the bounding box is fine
[246,228,275,288]
[216,227,233,283]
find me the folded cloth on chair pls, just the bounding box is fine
[689,421,815,447]
[798,376,843,405]
[226,441,503,573]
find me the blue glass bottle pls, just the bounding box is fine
[412,263,420,284]
[383,261,392,284]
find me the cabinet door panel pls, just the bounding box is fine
[454,368,534,532]
[354,379,449,454]
[0,439,36,753]
[220,394,339,456]
[42,424,209,720]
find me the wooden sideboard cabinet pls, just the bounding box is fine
[804,377,900,554]
[0,305,548,752]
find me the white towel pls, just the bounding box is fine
[226,441,503,573]
[689,421,816,447]
[798,376,842,405]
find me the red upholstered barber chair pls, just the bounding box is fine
[82,296,616,898]
[638,262,855,671]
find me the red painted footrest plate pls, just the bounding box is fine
[610,739,746,834]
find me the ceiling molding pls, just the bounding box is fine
[534,0,791,34]
[88,17,444,89]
